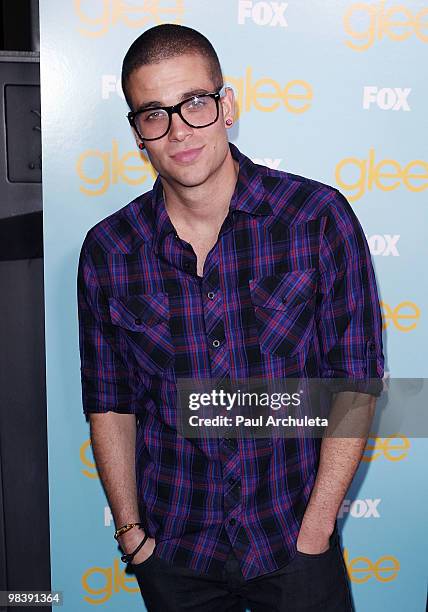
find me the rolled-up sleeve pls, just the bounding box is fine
[316,189,384,396]
[77,238,142,415]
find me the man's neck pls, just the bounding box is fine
[161,151,239,232]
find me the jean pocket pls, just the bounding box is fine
[130,544,158,569]
[295,524,339,559]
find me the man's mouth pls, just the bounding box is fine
[170,146,205,164]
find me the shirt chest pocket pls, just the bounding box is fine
[108,293,174,375]
[249,269,318,358]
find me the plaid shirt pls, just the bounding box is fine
[77,143,384,580]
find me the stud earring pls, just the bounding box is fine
[138,142,144,150]
[226,119,233,126]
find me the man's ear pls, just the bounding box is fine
[221,86,236,125]
[131,127,145,150]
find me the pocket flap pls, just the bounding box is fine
[249,269,318,311]
[108,293,169,331]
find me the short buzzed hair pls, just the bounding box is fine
[121,24,224,110]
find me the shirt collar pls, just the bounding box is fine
[151,178,175,251]
[228,143,274,217]
[151,142,274,252]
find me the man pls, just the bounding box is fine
[77,24,384,611]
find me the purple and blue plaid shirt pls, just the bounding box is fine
[77,143,384,580]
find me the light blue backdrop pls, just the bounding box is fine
[39,1,427,610]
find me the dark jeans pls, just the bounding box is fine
[131,527,354,611]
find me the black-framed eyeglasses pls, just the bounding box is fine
[127,88,224,142]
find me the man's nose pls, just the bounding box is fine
[168,111,193,142]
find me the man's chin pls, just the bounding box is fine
[163,166,211,189]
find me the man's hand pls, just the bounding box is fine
[119,528,156,564]
[296,518,333,554]
[296,392,376,554]
[88,413,155,564]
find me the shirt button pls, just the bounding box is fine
[282,295,287,303]
[135,317,142,325]
[229,518,236,526]
[228,476,236,485]
[183,261,191,271]
[207,291,216,300]
[368,340,376,354]
[212,339,221,348]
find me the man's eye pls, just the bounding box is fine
[186,98,207,110]
[143,110,166,121]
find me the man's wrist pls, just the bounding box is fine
[300,505,336,534]
[114,521,144,540]
[120,532,149,564]
[117,526,146,552]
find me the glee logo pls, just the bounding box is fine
[226,68,312,117]
[344,2,428,51]
[366,234,400,256]
[343,549,400,583]
[74,0,185,38]
[82,558,139,604]
[76,140,156,196]
[362,434,410,462]
[380,301,420,332]
[363,86,411,111]
[338,498,381,519]
[238,1,288,27]
[335,148,428,201]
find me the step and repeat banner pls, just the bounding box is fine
[39,1,427,610]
